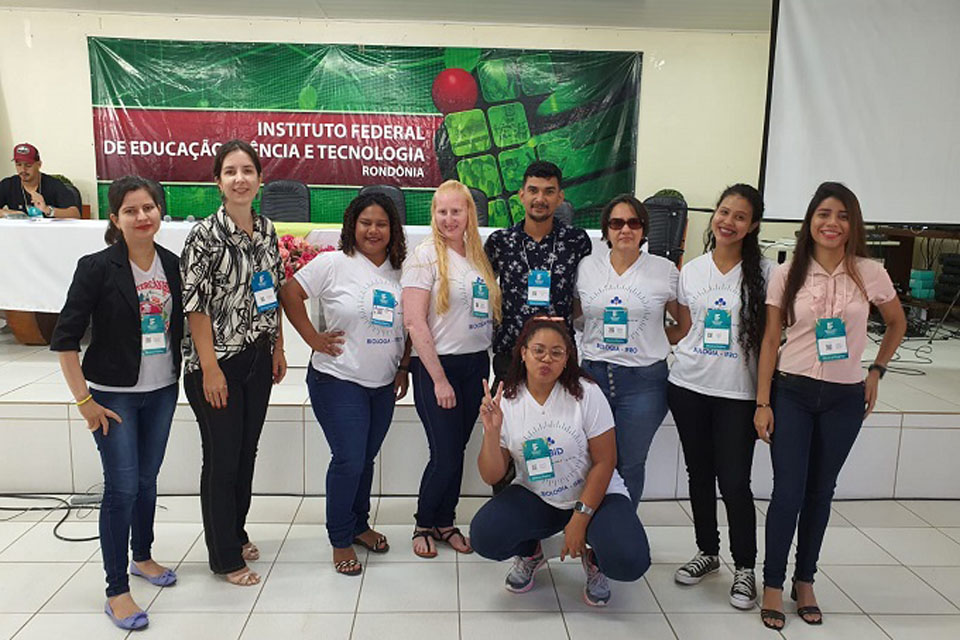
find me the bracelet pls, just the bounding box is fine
[867,363,887,379]
[76,394,93,407]
[756,402,771,409]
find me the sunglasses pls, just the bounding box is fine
[607,218,643,230]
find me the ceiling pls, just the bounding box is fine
[0,0,774,31]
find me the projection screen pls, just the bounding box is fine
[761,0,960,224]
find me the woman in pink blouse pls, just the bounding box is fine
[753,182,906,630]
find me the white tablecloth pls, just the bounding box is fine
[0,218,604,313]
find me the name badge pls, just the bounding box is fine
[252,271,278,312]
[527,270,551,307]
[602,306,628,344]
[816,317,849,361]
[522,437,555,481]
[371,289,396,327]
[141,314,167,355]
[26,205,44,218]
[703,308,732,350]
[472,279,489,318]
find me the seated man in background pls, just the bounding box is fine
[0,143,81,218]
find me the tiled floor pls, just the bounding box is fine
[1,496,960,639]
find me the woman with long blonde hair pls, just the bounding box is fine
[402,179,501,557]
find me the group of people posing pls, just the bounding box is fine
[50,139,906,632]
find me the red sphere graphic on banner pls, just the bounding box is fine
[431,68,479,114]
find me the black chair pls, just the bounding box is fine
[469,188,489,226]
[261,180,310,223]
[145,179,167,216]
[643,195,688,266]
[554,201,574,226]
[64,184,83,215]
[358,185,406,225]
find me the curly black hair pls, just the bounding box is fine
[502,317,590,401]
[338,192,407,270]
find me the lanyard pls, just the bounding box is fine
[20,180,41,209]
[521,230,558,275]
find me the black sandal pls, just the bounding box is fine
[791,579,823,625]
[353,530,390,554]
[432,527,473,554]
[334,558,362,576]
[760,609,785,630]
[412,529,437,558]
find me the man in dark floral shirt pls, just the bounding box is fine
[484,161,592,384]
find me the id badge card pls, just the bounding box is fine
[522,437,555,481]
[371,289,396,327]
[251,271,278,312]
[602,306,628,344]
[141,314,167,355]
[527,270,551,307]
[26,205,44,218]
[472,280,489,318]
[816,317,849,361]
[703,308,732,350]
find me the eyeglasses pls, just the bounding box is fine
[527,344,568,362]
[607,218,643,231]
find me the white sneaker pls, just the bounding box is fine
[581,549,610,607]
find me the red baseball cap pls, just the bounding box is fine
[13,143,40,163]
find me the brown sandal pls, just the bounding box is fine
[224,567,260,586]
[334,558,362,576]
[432,527,473,554]
[242,542,260,562]
[412,529,438,558]
[353,530,390,554]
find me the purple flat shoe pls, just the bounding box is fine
[130,562,177,587]
[104,600,149,630]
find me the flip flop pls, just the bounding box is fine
[353,531,390,554]
[412,529,438,558]
[223,567,260,586]
[104,600,149,630]
[129,562,177,587]
[242,542,260,562]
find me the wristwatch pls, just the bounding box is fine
[573,500,595,516]
[868,363,887,379]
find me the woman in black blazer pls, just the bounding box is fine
[51,176,183,631]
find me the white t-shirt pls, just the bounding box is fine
[295,250,405,388]
[668,252,776,400]
[576,249,679,367]
[90,253,177,394]
[400,240,493,356]
[499,380,630,509]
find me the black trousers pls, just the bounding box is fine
[185,337,273,574]
[668,382,758,569]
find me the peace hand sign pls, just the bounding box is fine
[479,379,504,434]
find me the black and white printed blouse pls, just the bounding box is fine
[484,218,592,356]
[180,207,286,373]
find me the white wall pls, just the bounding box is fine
[0,9,769,219]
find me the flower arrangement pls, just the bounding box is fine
[278,234,335,281]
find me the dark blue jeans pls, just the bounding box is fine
[470,485,651,582]
[411,350,488,528]
[307,366,395,548]
[90,383,177,598]
[763,372,865,589]
[581,359,668,506]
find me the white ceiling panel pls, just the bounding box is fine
[0,0,773,31]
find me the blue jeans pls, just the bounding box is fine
[411,351,488,528]
[90,383,177,598]
[581,359,668,506]
[763,372,865,589]
[307,366,395,548]
[470,485,650,582]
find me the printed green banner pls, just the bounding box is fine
[89,37,641,226]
